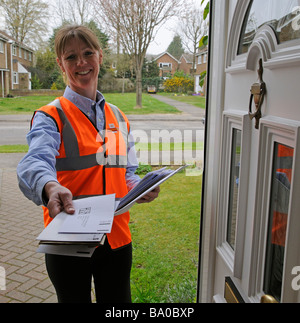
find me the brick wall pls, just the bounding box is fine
[10,89,64,97]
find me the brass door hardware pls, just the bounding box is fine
[261,295,278,303]
[249,59,266,129]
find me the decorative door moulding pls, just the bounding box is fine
[226,0,300,74]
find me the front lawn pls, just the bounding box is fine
[157,93,206,109]
[0,93,179,115]
[130,171,201,303]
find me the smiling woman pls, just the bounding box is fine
[16,24,161,304]
[55,25,103,100]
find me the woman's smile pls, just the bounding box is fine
[57,37,103,100]
[77,70,91,75]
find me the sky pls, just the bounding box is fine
[147,0,204,55]
[0,0,205,55]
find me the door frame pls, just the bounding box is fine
[198,0,300,303]
[197,0,229,303]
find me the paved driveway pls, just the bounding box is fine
[0,168,56,302]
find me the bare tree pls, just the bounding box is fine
[54,0,95,25]
[0,0,48,48]
[93,0,182,108]
[178,3,208,75]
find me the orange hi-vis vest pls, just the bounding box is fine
[271,144,294,247]
[34,96,132,249]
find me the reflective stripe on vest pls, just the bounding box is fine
[48,99,128,171]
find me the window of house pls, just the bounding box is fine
[24,50,27,60]
[12,45,17,56]
[0,41,4,53]
[203,53,207,64]
[159,63,172,69]
[28,52,32,61]
[19,47,22,58]
[13,72,18,84]
[198,55,202,64]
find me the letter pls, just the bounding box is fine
[179,308,187,317]
[122,310,129,318]
[131,129,149,164]
[133,310,139,321]
[151,129,182,165]
[291,266,300,291]
[150,308,156,318]
[96,132,105,166]
[183,129,203,166]
[157,308,164,317]
[105,310,112,318]
[188,308,194,317]
[173,308,180,318]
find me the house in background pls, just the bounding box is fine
[194,46,208,94]
[152,52,181,78]
[152,48,208,94]
[179,53,196,75]
[0,30,34,97]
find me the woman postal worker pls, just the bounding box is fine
[17,24,160,303]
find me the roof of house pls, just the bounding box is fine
[152,51,181,63]
[180,53,194,64]
[0,30,34,52]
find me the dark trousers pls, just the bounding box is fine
[45,239,132,303]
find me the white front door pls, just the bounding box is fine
[199,0,300,303]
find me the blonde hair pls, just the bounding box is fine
[55,24,101,60]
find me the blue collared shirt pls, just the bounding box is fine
[17,87,140,206]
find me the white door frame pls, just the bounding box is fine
[198,0,300,303]
[198,0,229,303]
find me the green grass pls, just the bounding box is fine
[130,171,201,303]
[135,142,204,152]
[157,93,206,109]
[0,144,28,153]
[0,142,204,154]
[0,93,179,115]
[104,93,180,115]
[0,96,58,114]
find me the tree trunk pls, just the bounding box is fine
[135,66,143,108]
[122,75,125,94]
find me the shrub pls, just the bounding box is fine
[50,82,58,90]
[163,75,194,93]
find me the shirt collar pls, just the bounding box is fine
[63,86,105,114]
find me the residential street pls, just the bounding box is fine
[0,95,205,167]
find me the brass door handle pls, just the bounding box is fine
[249,59,266,130]
[261,295,278,303]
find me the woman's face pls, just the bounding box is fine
[57,37,103,100]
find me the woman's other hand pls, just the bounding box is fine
[136,186,160,204]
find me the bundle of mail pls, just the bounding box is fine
[36,166,187,257]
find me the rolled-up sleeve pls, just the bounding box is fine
[17,112,60,206]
